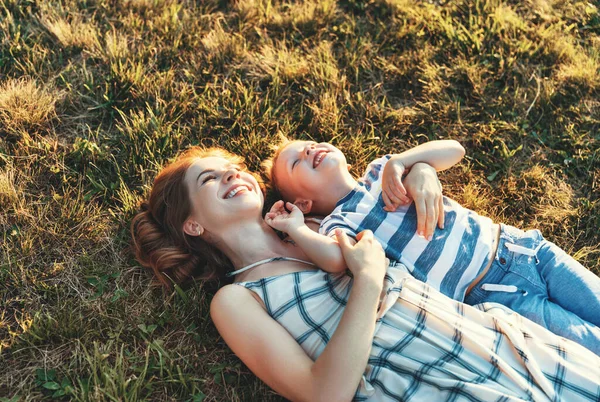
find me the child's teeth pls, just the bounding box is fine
[315,153,324,168]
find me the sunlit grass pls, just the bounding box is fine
[0,78,62,139]
[1,0,599,400]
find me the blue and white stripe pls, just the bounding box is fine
[320,156,495,301]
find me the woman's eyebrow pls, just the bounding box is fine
[196,164,240,182]
[196,169,215,182]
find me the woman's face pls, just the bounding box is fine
[184,156,263,236]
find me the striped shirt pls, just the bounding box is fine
[320,155,496,301]
[235,264,600,401]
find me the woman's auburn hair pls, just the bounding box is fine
[131,146,256,288]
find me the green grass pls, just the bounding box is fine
[1,0,599,399]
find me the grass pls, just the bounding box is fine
[1,0,599,400]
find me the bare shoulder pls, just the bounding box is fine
[211,284,257,314]
[212,283,248,299]
[210,285,315,401]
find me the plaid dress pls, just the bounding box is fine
[235,264,600,401]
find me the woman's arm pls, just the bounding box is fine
[211,230,386,402]
[211,277,381,401]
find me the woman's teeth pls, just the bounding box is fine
[226,187,246,199]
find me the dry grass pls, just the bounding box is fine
[0,78,62,139]
[38,2,99,51]
[1,0,599,400]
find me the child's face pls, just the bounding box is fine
[274,141,348,202]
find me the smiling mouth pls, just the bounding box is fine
[224,185,251,199]
[313,151,327,169]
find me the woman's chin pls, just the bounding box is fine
[231,200,264,218]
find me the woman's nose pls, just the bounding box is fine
[223,168,240,182]
[305,143,315,156]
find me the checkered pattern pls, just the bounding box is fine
[236,264,600,401]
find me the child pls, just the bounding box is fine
[264,139,600,354]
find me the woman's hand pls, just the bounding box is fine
[382,159,411,212]
[403,162,445,241]
[265,200,305,234]
[336,229,387,285]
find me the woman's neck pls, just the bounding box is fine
[215,219,299,270]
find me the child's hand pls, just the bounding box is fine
[382,159,411,212]
[403,163,445,241]
[265,201,305,234]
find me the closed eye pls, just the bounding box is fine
[292,160,299,170]
[201,175,216,184]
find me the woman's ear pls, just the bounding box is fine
[183,219,204,236]
[293,198,313,214]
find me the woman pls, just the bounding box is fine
[131,146,600,402]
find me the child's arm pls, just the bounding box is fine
[382,140,464,204]
[382,140,465,238]
[403,163,445,240]
[382,140,465,207]
[265,201,348,274]
[389,139,466,173]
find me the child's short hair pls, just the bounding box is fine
[261,133,294,194]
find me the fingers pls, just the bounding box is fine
[385,187,401,205]
[286,202,305,219]
[414,197,426,239]
[269,200,284,213]
[437,196,445,229]
[382,191,397,212]
[335,229,352,252]
[424,196,436,240]
[264,213,277,228]
[355,229,373,242]
[265,210,278,220]
[391,175,410,203]
[266,200,290,225]
[383,181,411,212]
[385,178,410,205]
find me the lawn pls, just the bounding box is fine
[1,0,599,400]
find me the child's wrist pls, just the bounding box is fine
[388,157,408,175]
[287,223,309,237]
[411,162,434,172]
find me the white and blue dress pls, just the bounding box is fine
[235,263,600,401]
